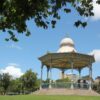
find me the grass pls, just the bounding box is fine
[0,95,100,100]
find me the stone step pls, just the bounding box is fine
[33,88,100,96]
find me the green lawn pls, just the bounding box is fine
[0,95,100,100]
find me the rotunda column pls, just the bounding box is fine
[89,64,92,90]
[71,62,74,89]
[47,67,49,80]
[49,58,52,89]
[49,67,52,89]
[78,68,82,79]
[40,63,44,90]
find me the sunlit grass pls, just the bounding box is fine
[0,95,100,100]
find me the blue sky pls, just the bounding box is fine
[0,0,100,80]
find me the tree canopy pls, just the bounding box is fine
[0,0,100,41]
[20,69,39,92]
[0,73,11,94]
[0,69,39,95]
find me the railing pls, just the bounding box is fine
[42,82,90,89]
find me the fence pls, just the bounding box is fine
[42,82,90,89]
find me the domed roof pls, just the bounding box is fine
[60,37,74,46]
[57,37,76,53]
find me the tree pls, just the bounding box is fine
[55,78,71,88]
[0,73,11,95]
[56,77,71,82]
[8,78,22,94]
[20,69,39,93]
[0,0,100,41]
[0,74,4,95]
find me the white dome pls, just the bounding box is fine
[60,37,74,47]
[57,37,76,53]
[57,46,76,53]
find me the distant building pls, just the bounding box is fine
[59,72,79,82]
[94,76,100,84]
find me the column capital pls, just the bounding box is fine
[41,63,44,68]
[77,68,82,71]
[88,63,92,67]
[47,66,50,70]
[61,68,66,72]
[61,69,65,79]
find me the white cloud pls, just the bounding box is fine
[0,64,24,78]
[8,63,20,67]
[89,49,100,62]
[7,44,22,50]
[92,0,100,20]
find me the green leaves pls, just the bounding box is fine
[8,30,18,42]
[75,20,87,28]
[0,0,99,41]
[82,22,87,28]
[20,69,39,91]
[96,0,100,4]
[0,73,11,94]
[51,20,56,28]
[64,8,71,13]
[26,30,31,36]
[0,69,39,94]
